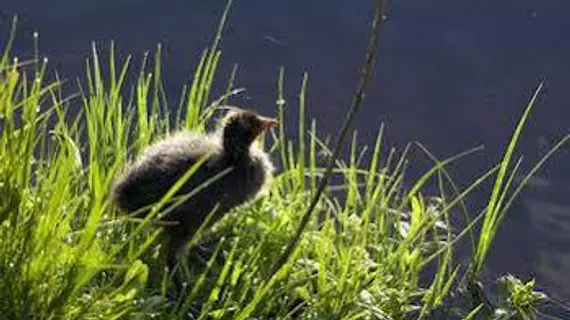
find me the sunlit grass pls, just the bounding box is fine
[0,0,565,318]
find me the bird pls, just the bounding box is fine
[111,107,277,266]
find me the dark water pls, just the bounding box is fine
[2,0,570,306]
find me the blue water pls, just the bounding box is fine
[2,0,570,306]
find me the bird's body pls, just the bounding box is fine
[111,108,276,262]
[113,130,273,229]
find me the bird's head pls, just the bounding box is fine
[220,107,277,159]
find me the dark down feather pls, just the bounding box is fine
[111,108,276,264]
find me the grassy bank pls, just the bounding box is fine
[0,1,564,319]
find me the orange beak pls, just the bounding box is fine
[258,116,278,131]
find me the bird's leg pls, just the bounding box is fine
[156,220,181,227]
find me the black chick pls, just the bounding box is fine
[111,108,277,262]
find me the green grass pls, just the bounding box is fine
[0,1,565,318]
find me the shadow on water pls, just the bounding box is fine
[2,0,570,302]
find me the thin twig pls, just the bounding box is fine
[269,0,388,276]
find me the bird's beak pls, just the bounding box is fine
[258,116,278,131]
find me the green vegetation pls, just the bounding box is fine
[0,1,564,319]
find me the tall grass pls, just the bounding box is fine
[0,0,564,319]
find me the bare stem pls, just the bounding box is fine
[269,0,388,277]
